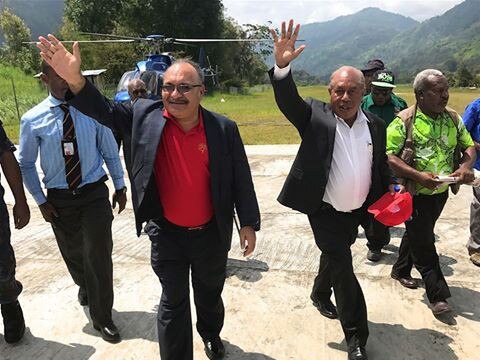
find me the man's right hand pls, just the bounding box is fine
[39,202,59,223]
[36,34,86,93]
[13,200,30,229]
[270,19,306,68]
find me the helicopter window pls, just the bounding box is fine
[152,62,168,72]
[116,71,138,92]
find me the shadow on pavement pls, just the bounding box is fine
[223,340,277,359]
[421,285,480,324]
[81,308,158,343]
[226,258,269,282]
[1,328,96,360]
[328,321,457,360]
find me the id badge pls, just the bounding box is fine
[62,140,75,156]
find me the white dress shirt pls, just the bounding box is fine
[323,112,372,212]
[273,64,373,212]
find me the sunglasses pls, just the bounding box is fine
[161,83,202,94]
[371,87,392,96]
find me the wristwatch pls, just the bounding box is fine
[115,186,127,195]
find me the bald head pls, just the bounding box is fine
[329,66,365,90]
[328,66,365,124]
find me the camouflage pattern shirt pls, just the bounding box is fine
[386,109,474,195]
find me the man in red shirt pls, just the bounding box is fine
[37,35,261,360]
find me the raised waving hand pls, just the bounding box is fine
[37,34,86,92]
[270,20,306,68]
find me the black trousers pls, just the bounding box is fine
[360,213,390,251]
[392,191,451,303]
[146,219,228,360]
[309,204,369,350]
[47,183,114,326]
[0,196,22,304]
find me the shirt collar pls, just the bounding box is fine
[334,108,369,126]
[162,108,204,132]
[45,94,66,108]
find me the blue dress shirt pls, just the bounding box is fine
[463,97,480,170]
[19,95,125,205]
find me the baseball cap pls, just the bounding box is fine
[371,70,396,88]
[361,59,385,73]
[367,192,413,226]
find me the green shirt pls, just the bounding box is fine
[361,93,408,126]
[386,109,474,195]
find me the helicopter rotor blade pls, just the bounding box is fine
[173,38,275,43]
[80,32,147,41]
[23,39,136,44]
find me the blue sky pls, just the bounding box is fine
[222,0,464,26]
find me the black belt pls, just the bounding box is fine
[47,175,108,197]
[156,217,214,232]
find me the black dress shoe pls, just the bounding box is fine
[430,300,451,315]
[93,322,121,343]
[1,300,26,344]
[391,273,418,289]
[204,337,225,359]
[311,298,338,319]
[367,249,382,262]
[348,346,368,360]
[78,288,88,306]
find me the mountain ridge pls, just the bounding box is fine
[2,0,480,83]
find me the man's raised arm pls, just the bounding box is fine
[37,34,86,94]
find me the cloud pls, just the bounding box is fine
[222,0,464,26]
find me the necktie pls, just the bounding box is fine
[59,103,82,189]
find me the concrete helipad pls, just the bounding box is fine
[1,144,479,360]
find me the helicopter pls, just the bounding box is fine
[47,33,271,103]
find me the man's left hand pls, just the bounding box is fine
[112,191,127,214]
[239,226,256,257]
[450,166,475,184]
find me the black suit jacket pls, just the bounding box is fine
[68,81,260,250]
[269,68,392,214]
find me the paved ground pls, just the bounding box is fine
[1,144,479,360]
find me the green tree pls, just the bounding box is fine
[64,0,121,33]
[216,18,272,87]
[456,62,474,87]
[0,7,36,73]
[120,0,224,40]
[58,15,143,87]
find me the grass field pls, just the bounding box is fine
[203,84,480,144]
[2,68,480,145]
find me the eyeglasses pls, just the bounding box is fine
[161,83,202,94]
[371,87,392,96]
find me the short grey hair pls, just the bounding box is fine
[169,58,205,84]
[413,69,444,93]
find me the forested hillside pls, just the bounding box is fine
[2,0,480,85]
[295,8,418,81]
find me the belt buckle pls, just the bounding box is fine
[187,225,204,231]
[72,188,81,195]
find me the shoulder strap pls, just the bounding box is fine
[397,104,417,147]
[445,106,460,129]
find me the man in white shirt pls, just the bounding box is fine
[269,20,399,360]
